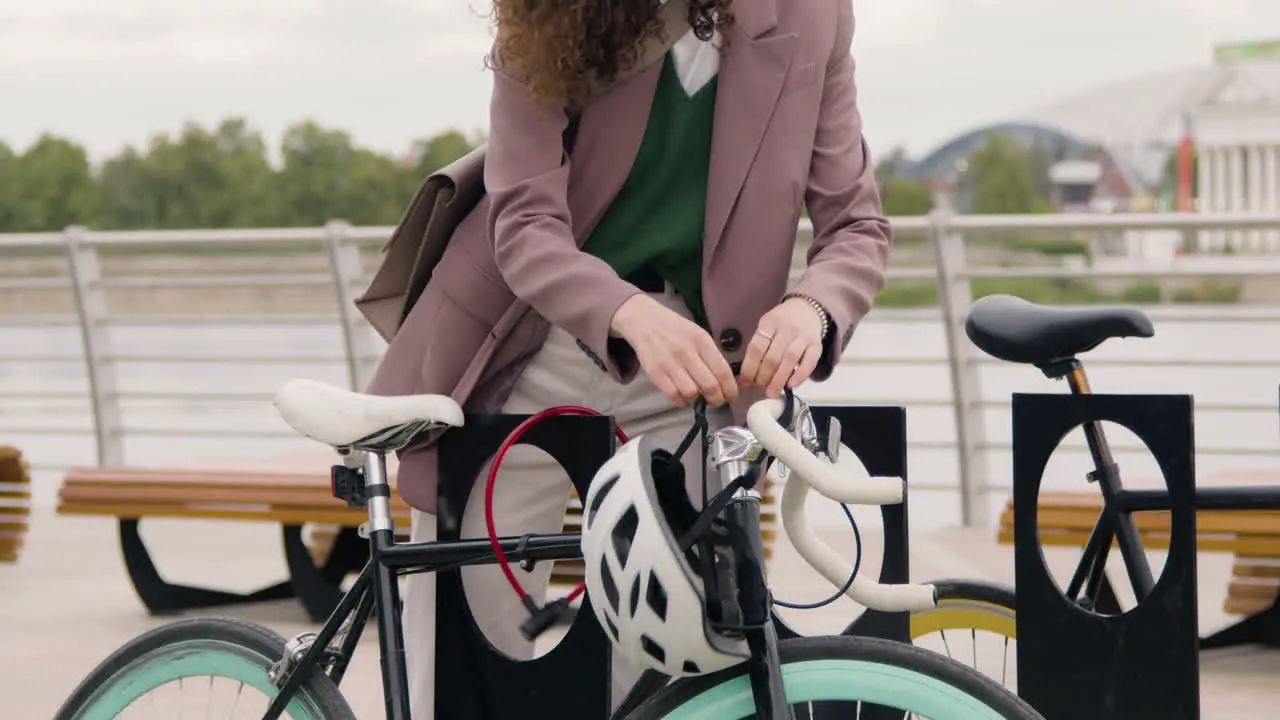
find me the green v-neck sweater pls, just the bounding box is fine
[581,51,718,328]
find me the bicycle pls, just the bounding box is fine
[880,292,1199,696]
[55,376,1043,719]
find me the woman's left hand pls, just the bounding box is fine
[739,297,825,398]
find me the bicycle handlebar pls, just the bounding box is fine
[745,398,938,613]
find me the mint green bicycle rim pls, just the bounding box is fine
[70,639,329,720]
[662,658,1006,719]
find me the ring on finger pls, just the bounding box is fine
[754,329,774,341]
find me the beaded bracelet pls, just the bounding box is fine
[783,293,830,341]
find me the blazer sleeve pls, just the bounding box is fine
[484,61,644,381]
[788,0,893,382]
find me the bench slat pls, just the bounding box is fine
[1227,579,1280,598]
[998,527,1280,557]
[1232,560,1280,579]
[1225,596,1276,616]
[66,467,332,481]
[57,503,413,526]
[58,483,410,510]
[0,447,31,565]
[1000,506,1280,537]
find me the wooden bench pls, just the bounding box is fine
[0,446,32,564]
[59,463,778,623]
[997,490,1280,648]
[57,465,414,622]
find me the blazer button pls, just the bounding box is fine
[718,328,742,352]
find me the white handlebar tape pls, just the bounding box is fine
[748,399,937,612]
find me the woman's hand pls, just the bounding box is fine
[740,297,826,398]
[610,294,739,407]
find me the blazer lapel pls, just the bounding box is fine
[568,0,691,246]
[567,60,662,246]
[704,0,794,259]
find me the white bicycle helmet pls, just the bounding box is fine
[580,433,750,678]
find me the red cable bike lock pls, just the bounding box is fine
[484,406,629,632]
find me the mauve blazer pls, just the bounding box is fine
[367,0,892,513]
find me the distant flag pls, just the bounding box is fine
[1177,112,1195,212]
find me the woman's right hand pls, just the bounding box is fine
[609,294,739,407]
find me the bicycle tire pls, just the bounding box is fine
[911,578,1018,641]
[626,635,1043,719]
[54,617,356,720]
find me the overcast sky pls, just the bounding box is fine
[2,0,1276,163]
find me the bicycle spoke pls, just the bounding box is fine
[970,629,977,671]
[1002,636,1009,686]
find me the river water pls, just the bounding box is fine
[3,308,1279,530]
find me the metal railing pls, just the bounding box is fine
[3,210,1279,527]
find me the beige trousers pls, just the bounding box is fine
[401,289,730,719]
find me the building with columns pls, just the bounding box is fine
[1194,59,1280,252]
[905,40,1280,255]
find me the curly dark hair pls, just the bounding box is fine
[487,0,735,108]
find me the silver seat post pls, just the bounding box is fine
[362,450,395,534]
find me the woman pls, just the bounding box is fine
[366,0,891,715]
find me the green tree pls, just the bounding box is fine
[96,147,157,230]
[209,118,278,227]
[97,119,277,230]
[0,142,18,232]
[411,130,474,176]
[275,121,359,226]
[10,134,98,231]
[0,119,488,232]
[966,133,1051,214]
[343,148,417,225]
[881,177,934,216]
[874,146,911,193]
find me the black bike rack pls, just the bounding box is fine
[774,405,911,720]
[1012,393,1199,720]
[435,413,616,720]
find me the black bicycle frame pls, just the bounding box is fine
[1051,358,1280,612]
[262,400,802,720]
[260,528,583,720]
[1052,359,1158,609]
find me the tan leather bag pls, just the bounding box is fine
[355,0,692,341]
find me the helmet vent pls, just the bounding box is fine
[641,635,666,665]
[586,473,619,528]
[600,556,620,614]
[611,504,640,569]
[629,575,641,617]
[682,661,700,674]
[645,571,668,621]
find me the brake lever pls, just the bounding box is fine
[770,390,834,481]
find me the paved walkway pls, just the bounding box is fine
[3,508,1278,718]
